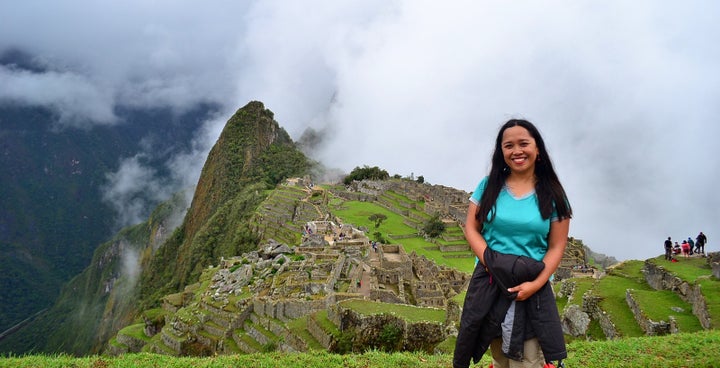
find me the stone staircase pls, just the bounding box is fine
[256,185,329,246]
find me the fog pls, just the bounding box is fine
[1,1,718,261]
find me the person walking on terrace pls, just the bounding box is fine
[454,119,571,368]
[664,237,673,261]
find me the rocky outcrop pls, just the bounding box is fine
[582,293,619,339]
[333,303,445,353]
[562,304,590,337]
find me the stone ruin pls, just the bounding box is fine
[341,179,593,277]
[109,216,471,356]
[108,178,607,356]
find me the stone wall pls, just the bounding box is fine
[625,289,676,335]
[643,261,713,329]
[557,280,590,337]
[709,252,720,279]
[307,313,334,349]
[116,331,147,353]
[253,297,329,321]
[335,304,446,353]
[582,293,619,339]
[370,288,406,304]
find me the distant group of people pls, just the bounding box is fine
[664,232,708,261]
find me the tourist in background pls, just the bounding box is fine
[454,119,571,368]
[664,237,673,261]
[696,232,707,255]
[687,237,695,256]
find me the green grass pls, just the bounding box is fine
[286,316,325,350]
[568,277,596,305]
[332,200,414,236]
[648,256,713,283]
[395,236,475,273]
[117,323,150,341]
[697,277,720,327]
[313,310,340,336]
[339,299,445,323]
[330,198,474,273]
[628,289,702,332]
[608,260,646,282]
[595,275,647,337]
[3,329,720,367]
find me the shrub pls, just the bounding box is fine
[422,213,446,238]
[378,323,403,352]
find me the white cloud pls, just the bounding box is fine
[2,0,720,260]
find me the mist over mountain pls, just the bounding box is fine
[0,101,217,334]
[0,101,312,354]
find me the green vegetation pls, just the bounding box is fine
[378,324,403,352]
[3,329,720,367]
[140,102,311,310]
[343,165,390,185]
[368,213,388,228]
[0,104,214,337]
[422,213,446,238]
[330,198,474,273]
[339,299,445,323]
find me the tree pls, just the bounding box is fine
[368,213,388,228]
[423,213,446,238]
[416,175,425,184]
[343,165,390,185]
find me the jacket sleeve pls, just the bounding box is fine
[483,248,546,361]
[529,282,567,362]
[453,262,499,368]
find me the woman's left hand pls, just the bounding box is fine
[508,280,542,301]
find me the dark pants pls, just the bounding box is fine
[665,248,672,260]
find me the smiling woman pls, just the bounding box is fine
[454,119,572,368]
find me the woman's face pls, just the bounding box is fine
[501,126,539,176]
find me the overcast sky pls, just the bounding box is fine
[1,1,718,261]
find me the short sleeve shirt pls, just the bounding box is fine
[470,176,556,262]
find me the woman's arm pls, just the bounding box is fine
[508,217,570,301]
[464,202,489,265]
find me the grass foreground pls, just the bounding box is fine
[2,329,719,368]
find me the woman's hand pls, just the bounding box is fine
[508,280,542,301]
[510,218,570,301]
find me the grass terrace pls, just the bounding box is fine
[4,330,720,367]
[339,299,445,323]
[330,198,474,273]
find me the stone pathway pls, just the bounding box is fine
[358,244,381,297]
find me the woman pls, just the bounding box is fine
[681,240,690,258]
[453,119,572,368]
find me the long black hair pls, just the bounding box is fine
[476,119,572,229]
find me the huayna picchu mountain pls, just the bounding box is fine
[140,101,310,308]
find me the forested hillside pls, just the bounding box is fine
[0,103,215,335]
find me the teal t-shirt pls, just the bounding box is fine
[470,176,557,262]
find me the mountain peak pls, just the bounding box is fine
[140,101,309,303]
